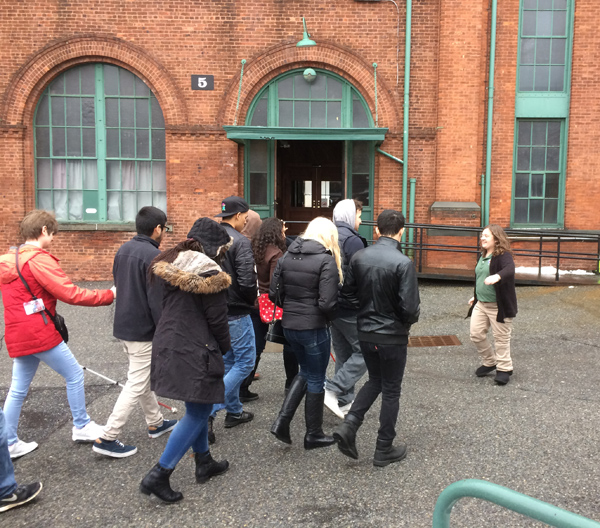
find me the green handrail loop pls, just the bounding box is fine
[433,479,600,528]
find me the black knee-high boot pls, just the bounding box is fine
[270,375,307,444]
[304,391,335,450]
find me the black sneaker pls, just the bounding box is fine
[239,389,259,403]
[0,482,42,513]
[224,411,254,428]
[475,364,496,377]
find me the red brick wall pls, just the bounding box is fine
[0,0,597,280]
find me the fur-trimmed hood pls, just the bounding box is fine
[152,250,231,295]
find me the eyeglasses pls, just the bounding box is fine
[160,225,172,233]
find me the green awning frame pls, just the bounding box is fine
[223,126,388,144]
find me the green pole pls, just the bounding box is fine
[433,479,600,528]
[408,177,416,254]
[402,0,412,241]
[484,0,498,226]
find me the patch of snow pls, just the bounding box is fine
[515,265,595,276]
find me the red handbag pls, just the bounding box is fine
[258,293,283,323]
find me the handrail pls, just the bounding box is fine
[432,479,600,528]
[281,219,600,281]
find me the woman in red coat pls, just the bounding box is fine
[0,210,114,459]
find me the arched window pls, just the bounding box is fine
[246,69,372,128]
[34,64,166,223]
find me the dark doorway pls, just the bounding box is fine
[276,140,344,235]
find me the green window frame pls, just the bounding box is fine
[518,0,569,93]
[511,120,564,227]
[34,63,166,223]
[246,69,373,129]
[512,0,574,228]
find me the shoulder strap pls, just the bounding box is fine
[15,246,49,325]
[15,246,37,300]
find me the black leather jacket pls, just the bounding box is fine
[342,236,420,344]
[221,223,257,316]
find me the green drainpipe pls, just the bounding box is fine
[409,177,416,241]
[402,0,412,241]
[484,0,498,226]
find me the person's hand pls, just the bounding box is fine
[468,296,474,306]
[110,285,117,300]
[484,274,500,285]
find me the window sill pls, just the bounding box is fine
[59,223,136,232]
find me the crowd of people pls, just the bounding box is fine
[0,197,517,509]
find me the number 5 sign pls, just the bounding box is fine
[191,75,214,91]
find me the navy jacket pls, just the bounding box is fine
[335,221,367,316]
[113,235,163,341]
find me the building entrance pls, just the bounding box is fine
[276,140,344,235]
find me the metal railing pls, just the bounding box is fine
[283,220,600,281]
[432,479,600,528]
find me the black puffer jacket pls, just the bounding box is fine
[151,250,231,404]
[270,238,339,331]
[343,236,420,345]
[221,223,257,316]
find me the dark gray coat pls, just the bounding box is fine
[270,238,339,330]
[151,250,231,404]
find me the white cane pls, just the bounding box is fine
[82,366,178,414]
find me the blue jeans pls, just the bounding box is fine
[159,402,212,469]
[283,328,331,393]
[0,409,17,500]
[3,341,90,445]
[211,315,256,416]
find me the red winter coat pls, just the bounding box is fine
[0,245,114,358]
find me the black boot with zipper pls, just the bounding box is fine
[271,375,307,444]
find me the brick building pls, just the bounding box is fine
[0,0,597,279]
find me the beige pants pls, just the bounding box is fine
[469,301,514,372]
[102,340,163,441]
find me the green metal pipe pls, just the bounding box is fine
[402,0,412,240]
[484,0,498,226]
[433,479,600,528]
[480,173,485,226]
[377,148,403,165]
[408,177,416,253]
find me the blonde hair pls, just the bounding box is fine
[302,217,344,283]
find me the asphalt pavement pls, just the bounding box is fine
[1,280,599,527]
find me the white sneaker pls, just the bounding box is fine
[324,389,345,419]
[8,439,38,459]
[72,420,104,443]
[339,401,354,417]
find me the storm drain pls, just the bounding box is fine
[408,335,462,347]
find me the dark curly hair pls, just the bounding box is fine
[252,217,287,265]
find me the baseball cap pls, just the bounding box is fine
[215,196,250,218]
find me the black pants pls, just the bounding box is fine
[348,342,407,446]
